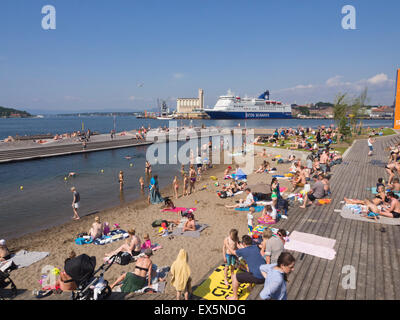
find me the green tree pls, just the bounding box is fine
[333,93,351,137]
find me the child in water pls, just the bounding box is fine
[183,173,189,197]
[139,177,145,190]
[173,176,179,199]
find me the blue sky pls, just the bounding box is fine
[0,0,399,113]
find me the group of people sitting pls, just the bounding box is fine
[344,176,400,220]
[222,229,295,300]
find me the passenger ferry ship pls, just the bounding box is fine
[204,90,292,119]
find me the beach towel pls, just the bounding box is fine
[317,199,332,205]
[235,206,264,212]
[256,201,273,206]
[192,265,251,300]
[170,249,191,292]
[92,229,129,245]
[284,231,336,260]
[161,207,197,213]
[171,224,209,238]
[272,175,290,180]
[339,205,400,225]
[0,250,49,270]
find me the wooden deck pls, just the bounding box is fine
[270,133,400,300]
[0,138,152,163]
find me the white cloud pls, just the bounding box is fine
[173,73,184,79]
[128,96,136,101]
[367,73,389,85]
[274,73,395,105]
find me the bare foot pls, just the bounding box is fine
[224,279,229,286]
[226,295,237,300]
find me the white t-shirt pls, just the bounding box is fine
[247,213,254,226]
[245,193,254,206]
[368,139,373,147]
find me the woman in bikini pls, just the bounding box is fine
[145,161,152,175]
[189,165,196,194]
[110,249,154,292]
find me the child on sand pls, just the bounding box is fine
[223,229,239,286]
[181,165,185,178]
[173,176,179,199]
[197,166,202,182]
[141,233,152,250]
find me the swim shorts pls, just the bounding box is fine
[391,211,400,218]
[73,202,80,209]
[225,254,237,266]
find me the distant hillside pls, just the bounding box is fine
[0,106,32,118]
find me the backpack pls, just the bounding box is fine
[218,191,228,198]
[115,252,132,265]
[152,219,169,228]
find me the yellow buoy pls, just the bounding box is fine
[130,163,133,167]
[64,177,68,181]
[20,186,23,190]
[101,169,104,173]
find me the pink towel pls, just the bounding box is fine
[279,187,287,192]
[161,207,197,213]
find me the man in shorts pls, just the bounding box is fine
[226,235,266,300]
[71,187,81,220]
[300,174,325,209]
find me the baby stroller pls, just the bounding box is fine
[0,267,17,299]
[64,253,116,300]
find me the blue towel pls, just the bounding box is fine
[235,206,264,212]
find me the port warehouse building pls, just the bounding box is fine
[176,89,204,114]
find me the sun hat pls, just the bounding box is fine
[0,239,6,246]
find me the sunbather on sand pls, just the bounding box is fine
[182,213,196,232]
[110,249,155,292]
[89,216,103,240]
[225,188,254,209]
[105,229,141,257]
[55,251,77,291]
[0,239,11,261]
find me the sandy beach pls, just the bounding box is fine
[5,150,293,300]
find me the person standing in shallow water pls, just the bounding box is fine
[70,187,80,220]
[119,170,124,191]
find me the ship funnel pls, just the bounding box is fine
[258,90,270,100]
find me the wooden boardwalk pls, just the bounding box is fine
[0,138,152,163]
[270,133,400,300]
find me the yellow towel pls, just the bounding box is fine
[170,249,191,292]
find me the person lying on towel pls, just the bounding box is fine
[225,188,255,209]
